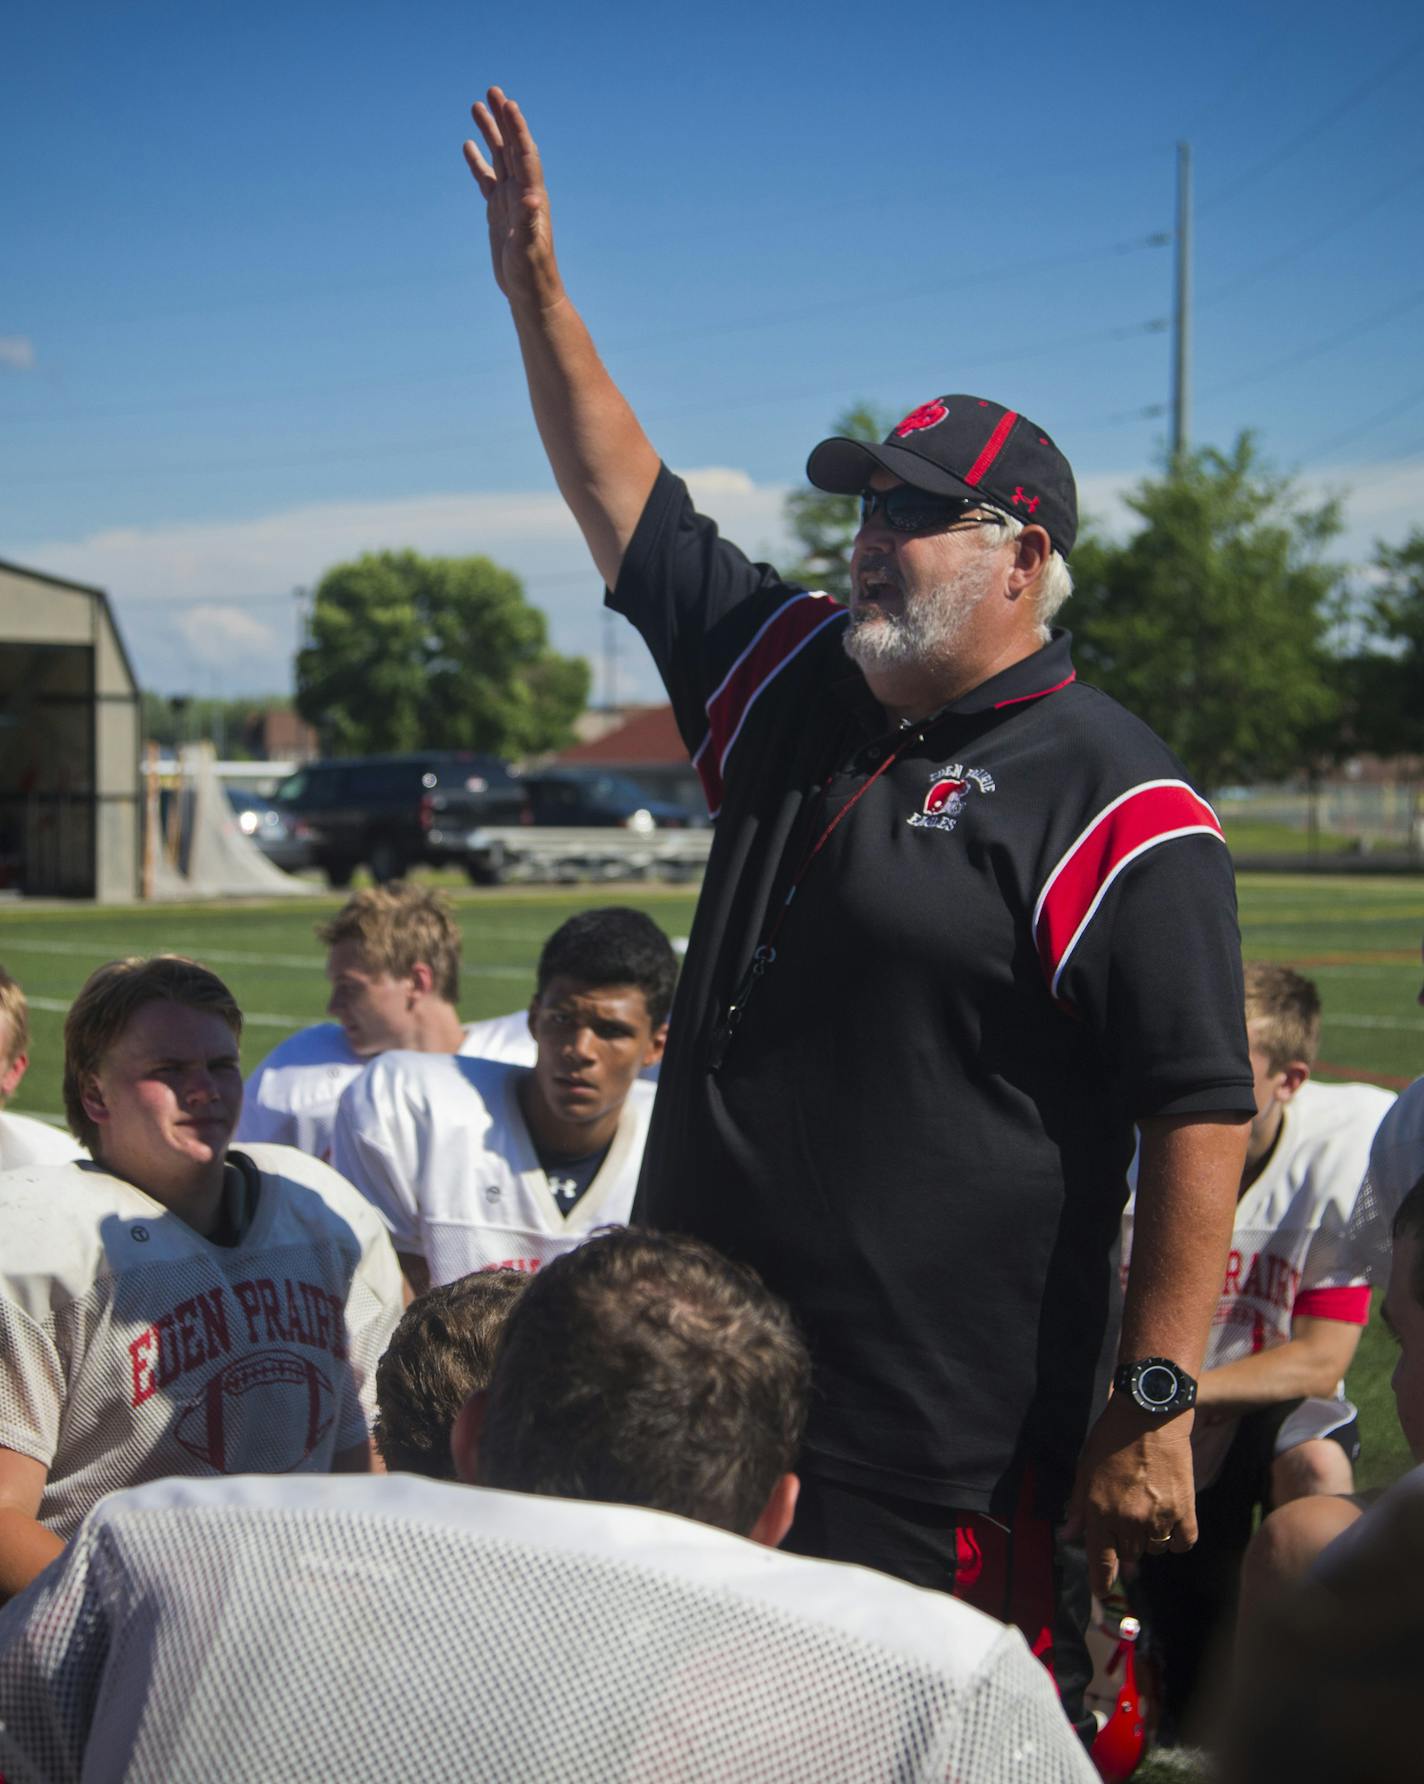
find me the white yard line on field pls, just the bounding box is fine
[1,938,529,980]
[26,995,308,1030]
[1326,1014,1424,1030]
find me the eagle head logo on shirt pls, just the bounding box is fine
[908,764,995,834]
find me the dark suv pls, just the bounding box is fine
[271,753,526,886]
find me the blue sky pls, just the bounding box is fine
[4,0,1422,703]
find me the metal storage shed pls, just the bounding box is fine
[0,558,141,901]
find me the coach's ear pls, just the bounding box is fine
[451,1389,488,1486]
[748,1472,799,1550]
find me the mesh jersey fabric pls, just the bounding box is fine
[0,1473,1098,1784]
[237,1020,505,1160]
[0,1113,85,1170]
[331,1052,653,1282]
[1348,1072,1424,1280]
[0,1145,402,1539]
[1123,1078,1392,1488]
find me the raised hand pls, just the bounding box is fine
[464,87,564,315]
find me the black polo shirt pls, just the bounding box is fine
[612,467,1254,1517]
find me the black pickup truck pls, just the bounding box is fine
[270,752,528,886]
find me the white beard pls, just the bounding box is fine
[842,551,998,675]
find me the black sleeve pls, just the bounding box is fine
[1057,832,1256,1120]
[606,465,814,763]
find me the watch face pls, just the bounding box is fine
[1136,1363,1180,1408]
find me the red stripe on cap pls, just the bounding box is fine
[1294,1284,1371,1324]
[692,593,844,815]
[1033,781,1223,999]
[964,410,1018,487]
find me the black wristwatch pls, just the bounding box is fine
[1112,1356,1197,1417]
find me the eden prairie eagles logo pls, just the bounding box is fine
[907,763,995,833]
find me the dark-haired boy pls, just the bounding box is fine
[333,908,675,1292]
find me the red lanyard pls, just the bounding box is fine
[708,725,924,1070]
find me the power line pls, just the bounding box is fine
[1197,34,1424,217]
[0,311,1169,488]
[1298,381,1424,465]
[1197,287,1424,401]
[0,235,1172,435]
[1198,158,1424,308]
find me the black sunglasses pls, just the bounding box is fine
[858,486,1002,535]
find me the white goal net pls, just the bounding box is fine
[146,744,315,900]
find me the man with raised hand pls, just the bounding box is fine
[0,1229,1097,1782]
[0,956,401,1604]
[463,87,1254,1730]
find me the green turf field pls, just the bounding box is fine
[3,872,1421,1490]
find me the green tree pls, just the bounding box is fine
[782,403,898,599]
[1067,435,1345,792]
[294,551,590,756]
[1342,529,1424,759]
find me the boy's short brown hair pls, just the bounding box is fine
[1243,961,1322,1073]
[63,956,243,1151]
[0,965,30,1104]
[479,1229,811,1536]
[316,884,461,1005]
[375,1271,529,1478]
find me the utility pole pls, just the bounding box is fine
[1170,141,1192,466]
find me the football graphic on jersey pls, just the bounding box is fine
[175,1348,336,1473]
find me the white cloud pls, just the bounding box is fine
[15,452,1419,697]
[0,337,36,372]
[175,604,280,665]
[11,470,800,698]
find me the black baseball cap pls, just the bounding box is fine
[806,395,1078,558]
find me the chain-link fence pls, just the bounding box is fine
[1217,779,1424,863]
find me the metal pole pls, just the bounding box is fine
[1171,142,1192,465]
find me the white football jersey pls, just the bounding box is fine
[0,1111,85,1170]
[237,1018,517,1160]
[332,1054,653,1282]
[460,1008,538,1066]
[0,1473,1098,1784]
[0,1144,402,1541]
[1364,1073,1424,1224]
[1124,1079,1393,1486]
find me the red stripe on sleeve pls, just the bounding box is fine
[964,411,1019,486]
[694,594,843,815]
[1033,781,1223,998]
[1294,1284,1371,1325]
